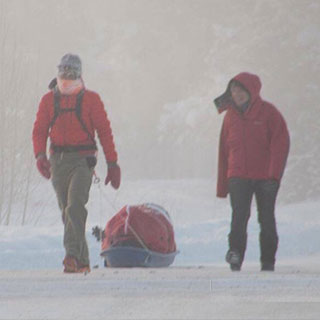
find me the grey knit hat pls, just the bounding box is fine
[57,54,82,79]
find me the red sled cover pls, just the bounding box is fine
[102,203,176,254]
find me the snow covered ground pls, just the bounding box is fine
[0,179,320,319]
[1,265,320,320]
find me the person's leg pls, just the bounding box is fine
[255,180,279,270]
[50,153,69,224]
[64,156,93,267]
[50,153,79,272]
[227,178,254,269]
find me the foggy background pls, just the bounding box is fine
[0,0,319,225]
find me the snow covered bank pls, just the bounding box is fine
[0,180,319,270]
[0,180,319,319]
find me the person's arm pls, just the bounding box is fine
[90,93,118,164]
[32,95,51,158]
[268,108,290,181]
[217,118,229,198]
[90,93,120,189]
[32,94,52,179]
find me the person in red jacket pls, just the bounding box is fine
[214,72,289,272]
[32,53,121,273]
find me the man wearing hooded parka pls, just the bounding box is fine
[214,72,290,271]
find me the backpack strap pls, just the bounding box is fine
[49,89,61,128]
[49,89,97,147]
[74,90,96,145]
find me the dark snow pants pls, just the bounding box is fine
[50,152,94,266]
[227,178,279,266]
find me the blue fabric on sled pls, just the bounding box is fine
[101,246,179,268]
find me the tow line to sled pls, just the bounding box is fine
[91,173,179,268]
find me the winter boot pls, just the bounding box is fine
[63,256,79,273]
[77,263,91,274]
[226,250,241,271]
[63,256,91,273]
[261,263,275,271]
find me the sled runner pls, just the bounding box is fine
[95,203,178,268]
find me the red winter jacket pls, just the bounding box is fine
[215,72,290,198]
[32,88,117,163]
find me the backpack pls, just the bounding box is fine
[49,81,97,151]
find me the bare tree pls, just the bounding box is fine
[0,1,38,225]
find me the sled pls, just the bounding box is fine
[100,246,179,268]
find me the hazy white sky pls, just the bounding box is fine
[1,0,319,199]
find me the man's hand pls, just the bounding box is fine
[105,162,121,189]
[36,153,51,179]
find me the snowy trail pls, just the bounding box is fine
[1,266,320,320]
[1,180,320,319]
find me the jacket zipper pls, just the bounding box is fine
[241,114,248,176]
[62,95,70,146]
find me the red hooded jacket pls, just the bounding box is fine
[32,88,117,163]
[215,72,290,198]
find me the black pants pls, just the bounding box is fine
[228,178,279,266]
